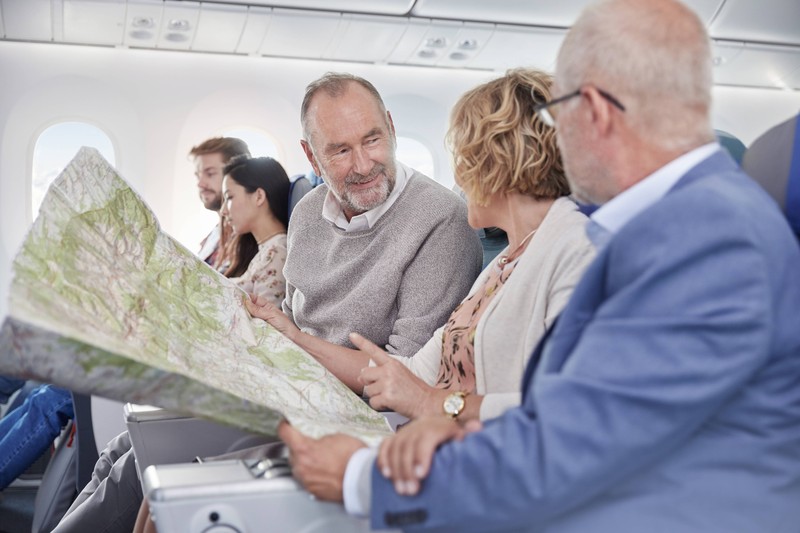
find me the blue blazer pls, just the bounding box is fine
[370,151,800,532]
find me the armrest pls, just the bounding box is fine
[125,404,274,479]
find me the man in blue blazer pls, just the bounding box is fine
[279,0,800,530]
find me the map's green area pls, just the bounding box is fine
[0,148,391,444]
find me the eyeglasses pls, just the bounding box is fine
[533,86,626,127]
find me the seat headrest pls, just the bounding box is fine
[715,130,746,165]
[741,114,800,237]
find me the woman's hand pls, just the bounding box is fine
[352,333,445,419]
[245,294,299,340]
[376,416,483,496]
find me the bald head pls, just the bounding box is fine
[557,0,715,150]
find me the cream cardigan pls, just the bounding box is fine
[394,196,596,420]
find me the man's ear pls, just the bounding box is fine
[386,111,396,138]
[301,140,321,176]
[583,86,614,137]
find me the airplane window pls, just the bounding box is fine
[396,136,435,180]
[32,122,116,219]
[222,127,282,161]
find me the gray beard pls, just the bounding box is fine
[333,162,397,215]
[341,176,393,214]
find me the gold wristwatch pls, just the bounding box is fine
[443,391,467,419]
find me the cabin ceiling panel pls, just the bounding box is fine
[1,0,52,42]
[235,6,270,54]
[411,0,590,27]
[205,0,414,16]
[156,0,199,50]
[677,0,725,25]
[0,4,5,38]
[412,0,723,29]
[192,2,248,53]
[399,19,460,67]
[258,8,341,59]
[384,18,431,64]
[433,22,494,69]
[63,0,126,46]
[325,14,409,63]
[710,0,800,47]
[712,42,800,90]
[399,21,495,69]
[469,25,565,72]
[124,0,163,47]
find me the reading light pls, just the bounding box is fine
[457,39,477,50]
[168,19,191,31]
[132,17,154,29]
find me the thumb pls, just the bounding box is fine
[244,298,262,317]
[278,419,307,450]
[463,419,483,435]
[350,332,391,365]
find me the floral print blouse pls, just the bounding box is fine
[229,233,287,307]
[435,255,521,393]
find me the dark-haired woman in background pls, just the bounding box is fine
[221,155,290,306]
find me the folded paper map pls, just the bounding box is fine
[0,148,391,444]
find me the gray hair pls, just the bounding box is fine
[556,0,715,151]
[300,72,388,142]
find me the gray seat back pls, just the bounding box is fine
[31,393,98,532]
[741,114,800,239]
[31,422,78,533]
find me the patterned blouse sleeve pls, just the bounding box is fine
[230,236,288,307]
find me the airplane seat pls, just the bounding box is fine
[451,183,510,268]
[0,379,39,418]
[73,393,101,487]
[288,169,322,219]
[30,421,78,533]
[715,129,747,165]
[30,392,99,532]
[741,113,800,240]
[479,227,509,269]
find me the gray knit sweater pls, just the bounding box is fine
[282,170,483,357]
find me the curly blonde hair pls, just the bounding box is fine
[447,68,569,206]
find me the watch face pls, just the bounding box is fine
[444,393,465,416]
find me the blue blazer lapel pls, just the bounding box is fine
[520,316,557,396]
[520,149,738,403]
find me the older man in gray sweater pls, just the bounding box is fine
[248,73,483,393]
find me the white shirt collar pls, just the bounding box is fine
[197,223,220,261]
[590,142,720,239]
[321,162,412,232]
